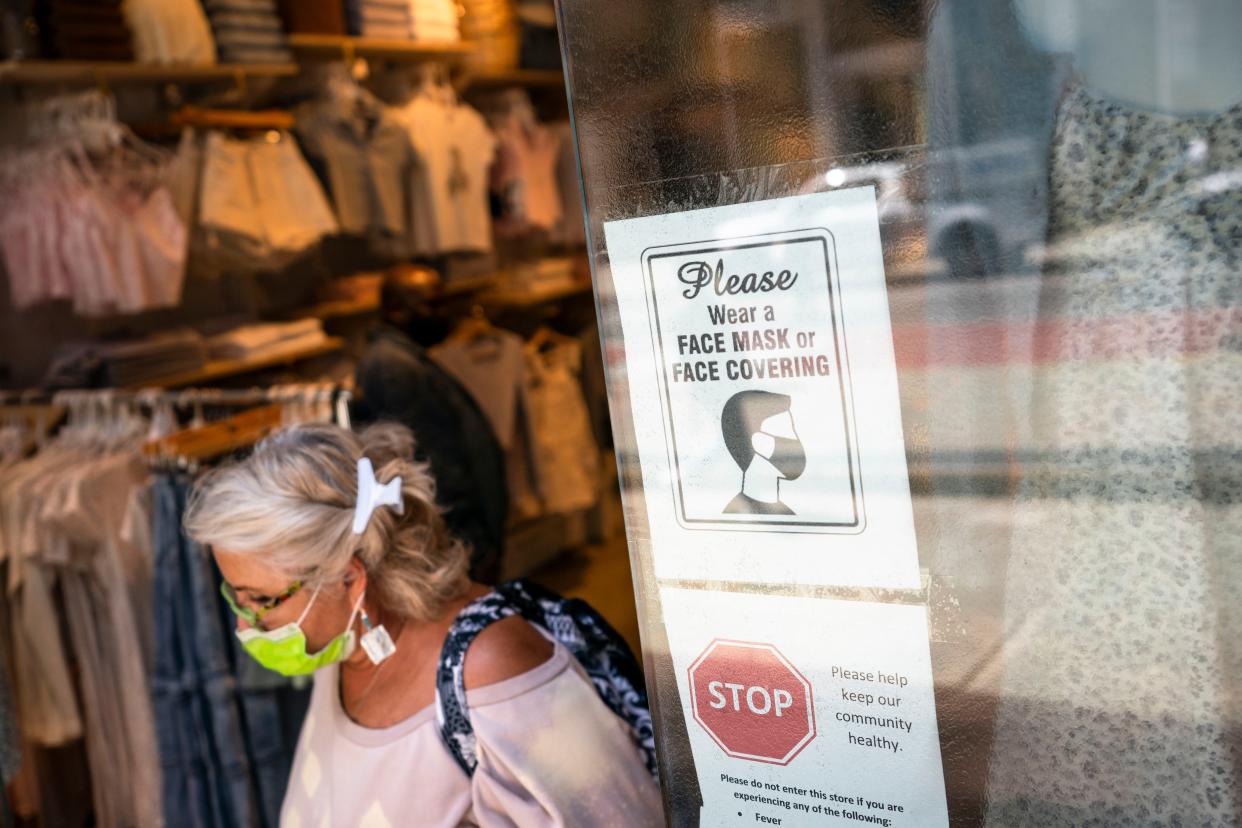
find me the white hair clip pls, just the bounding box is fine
[352,457,404,534]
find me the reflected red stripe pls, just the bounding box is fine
[893,307,1242,368]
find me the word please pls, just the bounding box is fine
[679,259,798,300]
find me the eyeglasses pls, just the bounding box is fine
[220,579,304,627]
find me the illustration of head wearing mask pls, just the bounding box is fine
[720,390,805,516]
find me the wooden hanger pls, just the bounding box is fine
[448,305,500,344]
[448,317,493,343]
[171,106,295,131]
[0,404,67,454]
[527,326,576,352]
[134,106,296,139]
[142,404,283,466]
[1,403,67,432]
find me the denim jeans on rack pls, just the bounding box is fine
[152,474,219,828]
[234,637,312,828]
[150,475,257,827]
[150,474,309,828]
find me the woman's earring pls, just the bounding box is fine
[359,607,396,664]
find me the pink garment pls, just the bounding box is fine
[111,204,148,314]
[490,116,563,234]
[61,183,126,316]
[281,640,663,827]
[0,173,73,308]
[0,144,186,316]
[0,202,47,308]
[112,184,187,312]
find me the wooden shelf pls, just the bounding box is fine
[286,34,473,62]
[281,297,380,322]
[128,337,345,390]
[460,68,564,92]
[0,60,298,85]
[437,274,501,298]
[481,281,592,310]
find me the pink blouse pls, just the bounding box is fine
[281,639,663,827]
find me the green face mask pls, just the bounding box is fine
[225,583,363,677]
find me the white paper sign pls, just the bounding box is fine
[604,188,918,588]
[662,587,949,828]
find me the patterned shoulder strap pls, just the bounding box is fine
[435,580,659,780]
[435,588,519,776]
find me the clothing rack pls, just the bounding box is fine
[1,384,346,406]
[170,105,295,131]
[134,105,297,139]
[0,384,353,428]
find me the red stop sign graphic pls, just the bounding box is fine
[688,639,816,765]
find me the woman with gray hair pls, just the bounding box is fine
[184,422,662,827]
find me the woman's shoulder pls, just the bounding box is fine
[461,615,555,692]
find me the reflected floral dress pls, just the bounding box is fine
[985,78,1242,826]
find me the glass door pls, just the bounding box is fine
[556,1,1242,825]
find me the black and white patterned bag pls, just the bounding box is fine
[434,579,659,780]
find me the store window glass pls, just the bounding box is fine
[558,0,1242,824]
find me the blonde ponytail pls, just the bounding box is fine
[185,421,469,622]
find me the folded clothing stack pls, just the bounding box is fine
[409,0,459,42]
[44,330,208,389]
[516,0,558,69]
[123,0,216,63]
[44,0,134,61]
[317,272,384,307]
[510,256,576,293]
[102,329,209,385]
[203,0,294,64]
[458,0,519,72]
[207,318,327,361]
[343,0,363,35]
[359,0,410,40]
[276,0,346,34]
[358,0,460,42]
